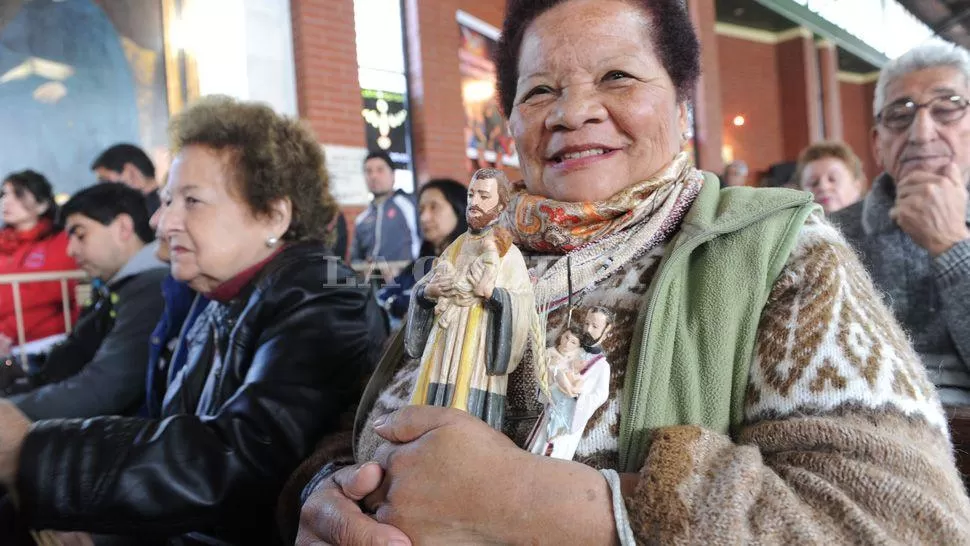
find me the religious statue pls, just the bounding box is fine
[541,325,589,441]
[529,307,614,460]
[405,168,535,430]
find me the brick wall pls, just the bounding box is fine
[404,0,521,185]
[716,30,878,188]
[689,0,725,173]
[840,80,878,183]
[818,43,843,140]
[777,35,823,163]
[403,0,468,185]
[717,36,786,177]
[290,0,367,244]
[290,0,365,148]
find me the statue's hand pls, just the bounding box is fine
[425,272,455,300]
[467,259,487,285]
[554,370,573,394]
[570,375,586,397]
[473,276,495,299]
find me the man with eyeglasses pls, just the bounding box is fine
[832,41,970,408]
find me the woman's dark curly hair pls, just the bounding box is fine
[168,95,337,243]
[496,0,701,118]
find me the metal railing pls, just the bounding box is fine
[0,270,89,362]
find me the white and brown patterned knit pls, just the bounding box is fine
[349,210,970,543]
[627,214,970,543]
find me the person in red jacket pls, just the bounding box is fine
[0,170,77,353]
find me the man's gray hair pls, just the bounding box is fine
[874,40,970,116]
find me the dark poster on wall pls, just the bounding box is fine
[361,88,411,169]
[458,17,518,173]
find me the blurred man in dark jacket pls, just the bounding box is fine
[92,143,162,216]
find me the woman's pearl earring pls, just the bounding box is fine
[266,236,279,248]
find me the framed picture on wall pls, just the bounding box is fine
[0,0,198,195]
[457,10,519,175]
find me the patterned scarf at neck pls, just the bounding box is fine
[507,152,703,316]
[503,152,698,254]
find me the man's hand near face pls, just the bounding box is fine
[892,162,970,256]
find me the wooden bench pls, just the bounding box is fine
[946,405,970,489]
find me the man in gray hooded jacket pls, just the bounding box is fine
[3,183,167,419]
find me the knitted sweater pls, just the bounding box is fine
[831,173,970,405]
[280,204,970,544]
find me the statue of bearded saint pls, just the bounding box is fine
[405,168,536,430]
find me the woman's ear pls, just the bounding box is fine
[677,102,690,139]
[268,197,293,237]
[114,213,136,242]
[34,199,50,218]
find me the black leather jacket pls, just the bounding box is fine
[14,243,387,544]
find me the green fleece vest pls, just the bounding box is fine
[618,174,818,472]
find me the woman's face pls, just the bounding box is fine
[509,0,687,203]
[159,145,291,293]
[799,157,863,214]
[419,187,459,251]
[1,182,45,229]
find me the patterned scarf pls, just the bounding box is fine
[503,152,700,254]
[500,152,704,413]
[505,153,703,311]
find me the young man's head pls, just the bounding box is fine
[363,151,396,198]
[59,183,155,281]
[91,143,157,195]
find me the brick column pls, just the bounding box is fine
[839,75,879,182]
[688,0,725,173]
[290,0,365,147]
[403,0,468,184]
[862,80,878,176]
[776,30,823,160]
[817,40,843,141]
[290,0,368,247]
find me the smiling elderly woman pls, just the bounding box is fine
[286,1,970,544]
[0,96,387,544]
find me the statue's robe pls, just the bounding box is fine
[405,228,533,429]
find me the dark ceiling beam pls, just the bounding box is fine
[754,0,889,67]
[935,6,970,34]
[896,0,970,49]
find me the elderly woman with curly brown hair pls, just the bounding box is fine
[0,96,388,544]
[795,140,866,215]
[286,0,970,544]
